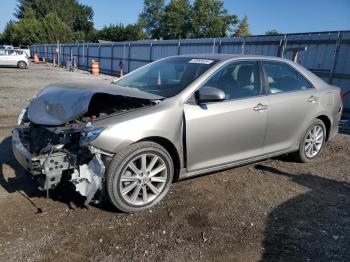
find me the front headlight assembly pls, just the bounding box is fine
[79,127,104,147]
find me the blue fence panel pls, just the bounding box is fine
[30,30,350,111]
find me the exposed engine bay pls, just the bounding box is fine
[14,90,156,204]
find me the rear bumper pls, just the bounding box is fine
[329,105,343,140]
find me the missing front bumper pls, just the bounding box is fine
[12,128,109,204]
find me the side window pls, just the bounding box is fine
[6,50,17,56]
[263,62,312,94]
[204,61,261,100]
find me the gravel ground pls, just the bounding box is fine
[0,64,349,262]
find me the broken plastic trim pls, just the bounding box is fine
[70,146,113,205]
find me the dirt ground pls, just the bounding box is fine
[0,64,349,262]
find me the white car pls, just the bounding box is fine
[0,45,14,50]
[0,49,29,69]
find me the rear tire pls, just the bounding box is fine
[17,61,27,69]
[293,119,326,163]
[106,141,173,213]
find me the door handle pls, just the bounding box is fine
[308,96,318,103]
[253,103,268,112]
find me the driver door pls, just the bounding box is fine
[184,61,268,172]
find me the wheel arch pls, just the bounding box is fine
[138,136,181,181]
[17,60,27,67]
[316,115,331,141]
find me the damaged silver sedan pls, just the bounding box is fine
[12,54,342,212]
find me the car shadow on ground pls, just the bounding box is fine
[0,136,89,211]
[255,164,350,262]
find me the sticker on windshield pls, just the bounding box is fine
[188,59,214,64]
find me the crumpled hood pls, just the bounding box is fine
[28,83,162,125]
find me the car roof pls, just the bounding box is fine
[175,53,327,88]
[177,53,290,63]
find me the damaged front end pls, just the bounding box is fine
[13,120,112,205]
[12,85,158,204]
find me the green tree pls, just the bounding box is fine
[191,0,238,38]
[233,15,251,37]
[265,29,280,35]
[1,15,43,45]
[161,0,192,39]
[96,24,146,42]
[15,0,94,41]
[2,9,79,45]
[41,13,74,43]
[138,0,165,39]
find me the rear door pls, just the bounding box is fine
[7,50,19,66]
[184,60,268,172]
[261,61,319,153]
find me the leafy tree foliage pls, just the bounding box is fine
[0,0,249,45]
[1,18,42,45]
[191,0,238,38]
[41,13,76,43]
[233,15,251,37]
[15,0,94,40]
[1,0,95,45]
[138,0,165,39]
[265,29,280,35]
[161,0,192,39]
[96,24,146,42]
[1,9,83,45]
[139,0,238,39]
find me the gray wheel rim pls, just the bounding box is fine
[19,62,25,68]
[119,153,167,206]
[304,124,324,158]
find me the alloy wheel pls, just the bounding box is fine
[304,124,324,158]
[119,153,168,206]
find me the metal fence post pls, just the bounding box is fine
[281,34,287,58]
[86,45,89,70]
[98,44,101,65]
[70,45,72,66]
[123,42,126,72]
[329,31,342,84]
[241,37,246,54]
[111,43,114,75]
[212,38,216,53]
[77,43,80,69]
[149,42,153,62]
[127,43,131,73]
[218,40,222,54]
[177,41,181,55]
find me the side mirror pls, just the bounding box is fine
[196,86,225,103]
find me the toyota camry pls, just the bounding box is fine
[12,54,343,212]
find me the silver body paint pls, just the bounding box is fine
[88,54,342,178]
[12,54,342,201]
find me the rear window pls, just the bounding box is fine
[263,62,313,94]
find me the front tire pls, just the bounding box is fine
[17,61,27,69]
[106,141,173,213]
[293,119,326,163]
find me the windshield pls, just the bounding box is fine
[115,57,217,98]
